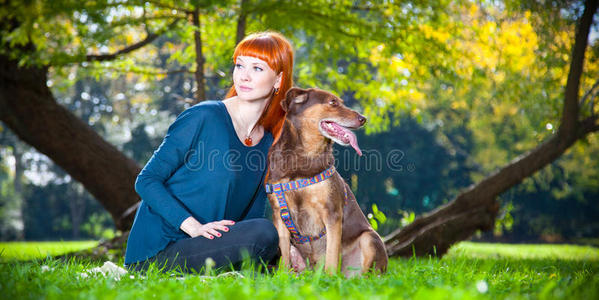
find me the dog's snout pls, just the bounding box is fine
[357,114,367,126]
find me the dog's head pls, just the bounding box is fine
[281,87,366,156]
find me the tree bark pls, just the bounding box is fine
[0,55,141,231]
[192,8,206,104]
[384,0,599,257]
[236,0,248,45]
[561,0,598,135]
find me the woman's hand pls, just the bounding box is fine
[180,217,235,239]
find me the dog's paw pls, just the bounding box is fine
[290,245,307,273]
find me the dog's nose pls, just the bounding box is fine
[357,114,367,125]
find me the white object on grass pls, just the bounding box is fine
[81,261,128,280]
[476,280,489,293]
[41,265,54,272]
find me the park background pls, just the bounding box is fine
[1,0,598,249]
[1,1,599,299]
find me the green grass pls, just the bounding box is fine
[0,241,98,261]
[1,241,598,299]
[448,242,599,261]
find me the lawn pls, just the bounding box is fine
[0,241,597,299]
[0,241,98,261]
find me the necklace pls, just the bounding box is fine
[233,102,258,146]
[244,130,254,146]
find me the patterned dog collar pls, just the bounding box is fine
[265,165,348,244]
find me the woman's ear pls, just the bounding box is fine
[274,72,283,89]
[281,87,308,112]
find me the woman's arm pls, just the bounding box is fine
[134,107,205,230]
[243,169,268,220]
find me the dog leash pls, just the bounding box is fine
[265,165,349,244]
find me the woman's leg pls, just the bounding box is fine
[131,218,279,274]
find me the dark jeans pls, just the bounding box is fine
[127,218,279,274]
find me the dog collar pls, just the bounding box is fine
[265,165,348,244]
[265,165,336,194]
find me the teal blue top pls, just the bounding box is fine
[125,100,274,265]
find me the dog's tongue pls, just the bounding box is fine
[347,132,362,156]
[330,122,362,156]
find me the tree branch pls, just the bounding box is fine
[580,78,599,118]
[592,94,597,117]
[303,13,363,39]
[144,0,193,14]
[560,0,598,135]
[580,115,599,134]
[87,65,191,76]
[384,0,599,258]
[580,78,599,105]
[85,19,181,62]
[107,14,186,28]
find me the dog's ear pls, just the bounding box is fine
[281,87,308,112]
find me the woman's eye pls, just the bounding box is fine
[253,66,263,71]
[235,64,243,69]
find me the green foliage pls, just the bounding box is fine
[494,202,514,237]
[0,0,460,130]
[80,213,115,240]
[400,210,416,228]
[366,203,387,230]
[0,242,598,299]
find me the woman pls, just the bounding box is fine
[124,31,294,273]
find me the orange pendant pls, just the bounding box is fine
[244,137,253,146]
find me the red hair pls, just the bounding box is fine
[225,31,294,145]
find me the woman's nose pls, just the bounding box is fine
[239,69,250,81]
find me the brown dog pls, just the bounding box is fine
[266,87,388,276]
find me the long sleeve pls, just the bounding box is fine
[126,100,276,265]
[134,107,205,229]
[243,168,268,220]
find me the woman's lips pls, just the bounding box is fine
[238,86,252,92]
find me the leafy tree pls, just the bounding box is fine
[0,0,438,231]
[1,0,598,257]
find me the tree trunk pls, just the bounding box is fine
[0,55,141,231]
[236,0,248,45]
[384,0,599,257]
[192,8,206,104]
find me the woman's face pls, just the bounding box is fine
[233,56,281,102]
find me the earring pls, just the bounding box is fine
[274,87,280,95]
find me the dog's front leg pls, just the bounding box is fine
[272,210,292,268]
[323,211,343,274]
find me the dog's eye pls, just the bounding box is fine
[329,99,338,106]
